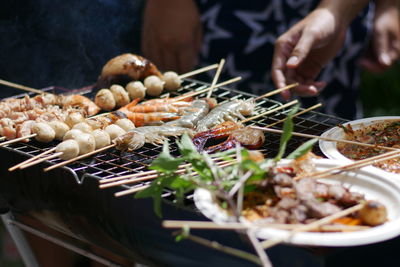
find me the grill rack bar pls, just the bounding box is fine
[2,79,347,190]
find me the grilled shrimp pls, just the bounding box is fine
[114,125,194,151]
[57,94,100,116]
[98,53,162,88]
[196,100,254,132]
[0,118,17,140]
[124,112,181,127]
[128,101,191,113]
[165,99,211,129]
[205,127,265,153]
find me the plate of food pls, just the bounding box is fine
[319,116,400,174]
[194,158,400,247]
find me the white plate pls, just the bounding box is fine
[194,159,400,247]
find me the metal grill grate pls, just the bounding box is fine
[2,79,348,191]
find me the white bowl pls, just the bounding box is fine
[194,158,400,247]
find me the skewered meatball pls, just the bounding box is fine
[92,129,111,149]
[105,124,126,141]
[63,129,83,141]
[115,118,135,131]
[72,122,93,134]
[56,139,80,160]
[358,200,388,226]
[144,75,164,96]
[162,71,182,91]
[48,121,70,140]
[110,84,130,107]
[126,81,147,100]
[75,133,96,155]
[65,112,85,128]
[95,89,116,111]
[32,122,56,143]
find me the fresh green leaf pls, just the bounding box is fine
[149,141,183,172]
[287,139,318,159]
[274,104,299,161]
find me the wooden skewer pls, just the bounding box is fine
[162,220,369,232]
[250,126,398,152]
[261,203,365,249]
[0,79,45,95]
[173,77,242,102]
[206,59,225,98]
[19,152,63,169]
[241,100,298,124]
[295,149,400,180]
[9,147,57,171]
[253,83,299,101]
[179,64,219,79]
[264,103,322,128]
[0,134,37,147]
[0,137,6,141]
[44,144,115,172]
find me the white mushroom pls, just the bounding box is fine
[32,122,56,143]
[105,124,126,141]
[56,139,80,160]
[144,75,164,96]
[75,133,96,155]
[72,122,93,134]
[110,84,130,107]
[115,118,135,131]
[162,71,181,91]
[92,129,111,149]
[65,112,85,128]
[63,129,83,141]
[126,81,147,100]
[48,121,70,140]
[95,88,116,111]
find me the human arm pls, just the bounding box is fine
[141,0,202,73]
[271,0,370,100]
[360,0,400,73]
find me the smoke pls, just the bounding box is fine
[0,0,144,97]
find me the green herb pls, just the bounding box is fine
[287,139,318,159]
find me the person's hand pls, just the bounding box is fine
[360,0,400,73]
[272,0,369,100]
[141,0,202,73]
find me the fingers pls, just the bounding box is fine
[374,30,392,67]
[286,29,316,68]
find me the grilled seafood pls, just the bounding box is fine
[56,94,100,116]
[114,125,194,151]
[111,110,180,127]
[165,99,212,128]
[110,84,130,107]
[97,53,162,88]
[95,89,116,111]
[162,71,181,91]
[126,81,147,100]
[144,75,165,97]
[196,100,255,132]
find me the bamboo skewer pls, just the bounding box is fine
[206,59,225,98]
[19,152,63,169]
[178,64,219,79]
[44,144,115,172]
[251,126,398,152]
[264,103,322,128]
[0,79,45,95]
[9,147,57,171]
[162,220,369,232]
[260,203,365,249]
[0,134,37,147]
[241,100,298,124]
[253,83,299,101]
[0,137,6,141]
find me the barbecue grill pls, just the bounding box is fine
[3,79,395,267]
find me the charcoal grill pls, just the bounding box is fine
[3,79,393,267]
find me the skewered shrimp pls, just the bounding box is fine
[114,125,194,151]
[126,81,146,100]
[57,94,100,116]
[127,101,191,113]
[196,100,255,132]
[0,118,17,140]
[165,99,211,128]
[32,122,56,143]
[124,112,180,127]
[95,89,116,111]
[110,84,130,107]
[144,75,164,97]
[56,139,80,160]
[98,53,162,88]
[16,120,36,140]
[162,71,182,91]
[85,116,113,130]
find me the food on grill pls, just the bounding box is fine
[95,89,116,111]
[196,100,255,132]
[32,122,56,143]
[16,120,36,140]
[56,139,80,160]
[65,112,85,128]
[98,53,162,88]
[126,81,147,100]
[358,200,388,226]
[165,99,211,128]
[162,71,181,91]
[72,122,93,134]
[63,129,84,141]
[144,75,165,97]
[110,84,130,108]
[57,94,100,117]
[48,121,70,140]
[75,133,96,155]
[118,111,181,127]
[105,124,126,141]
[92,129,111,149]
[114,118,136,132]
[114,125,194,151]
[337,120,400,173]
[0,118,17,140]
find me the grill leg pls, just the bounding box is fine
[0,209,39,267]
